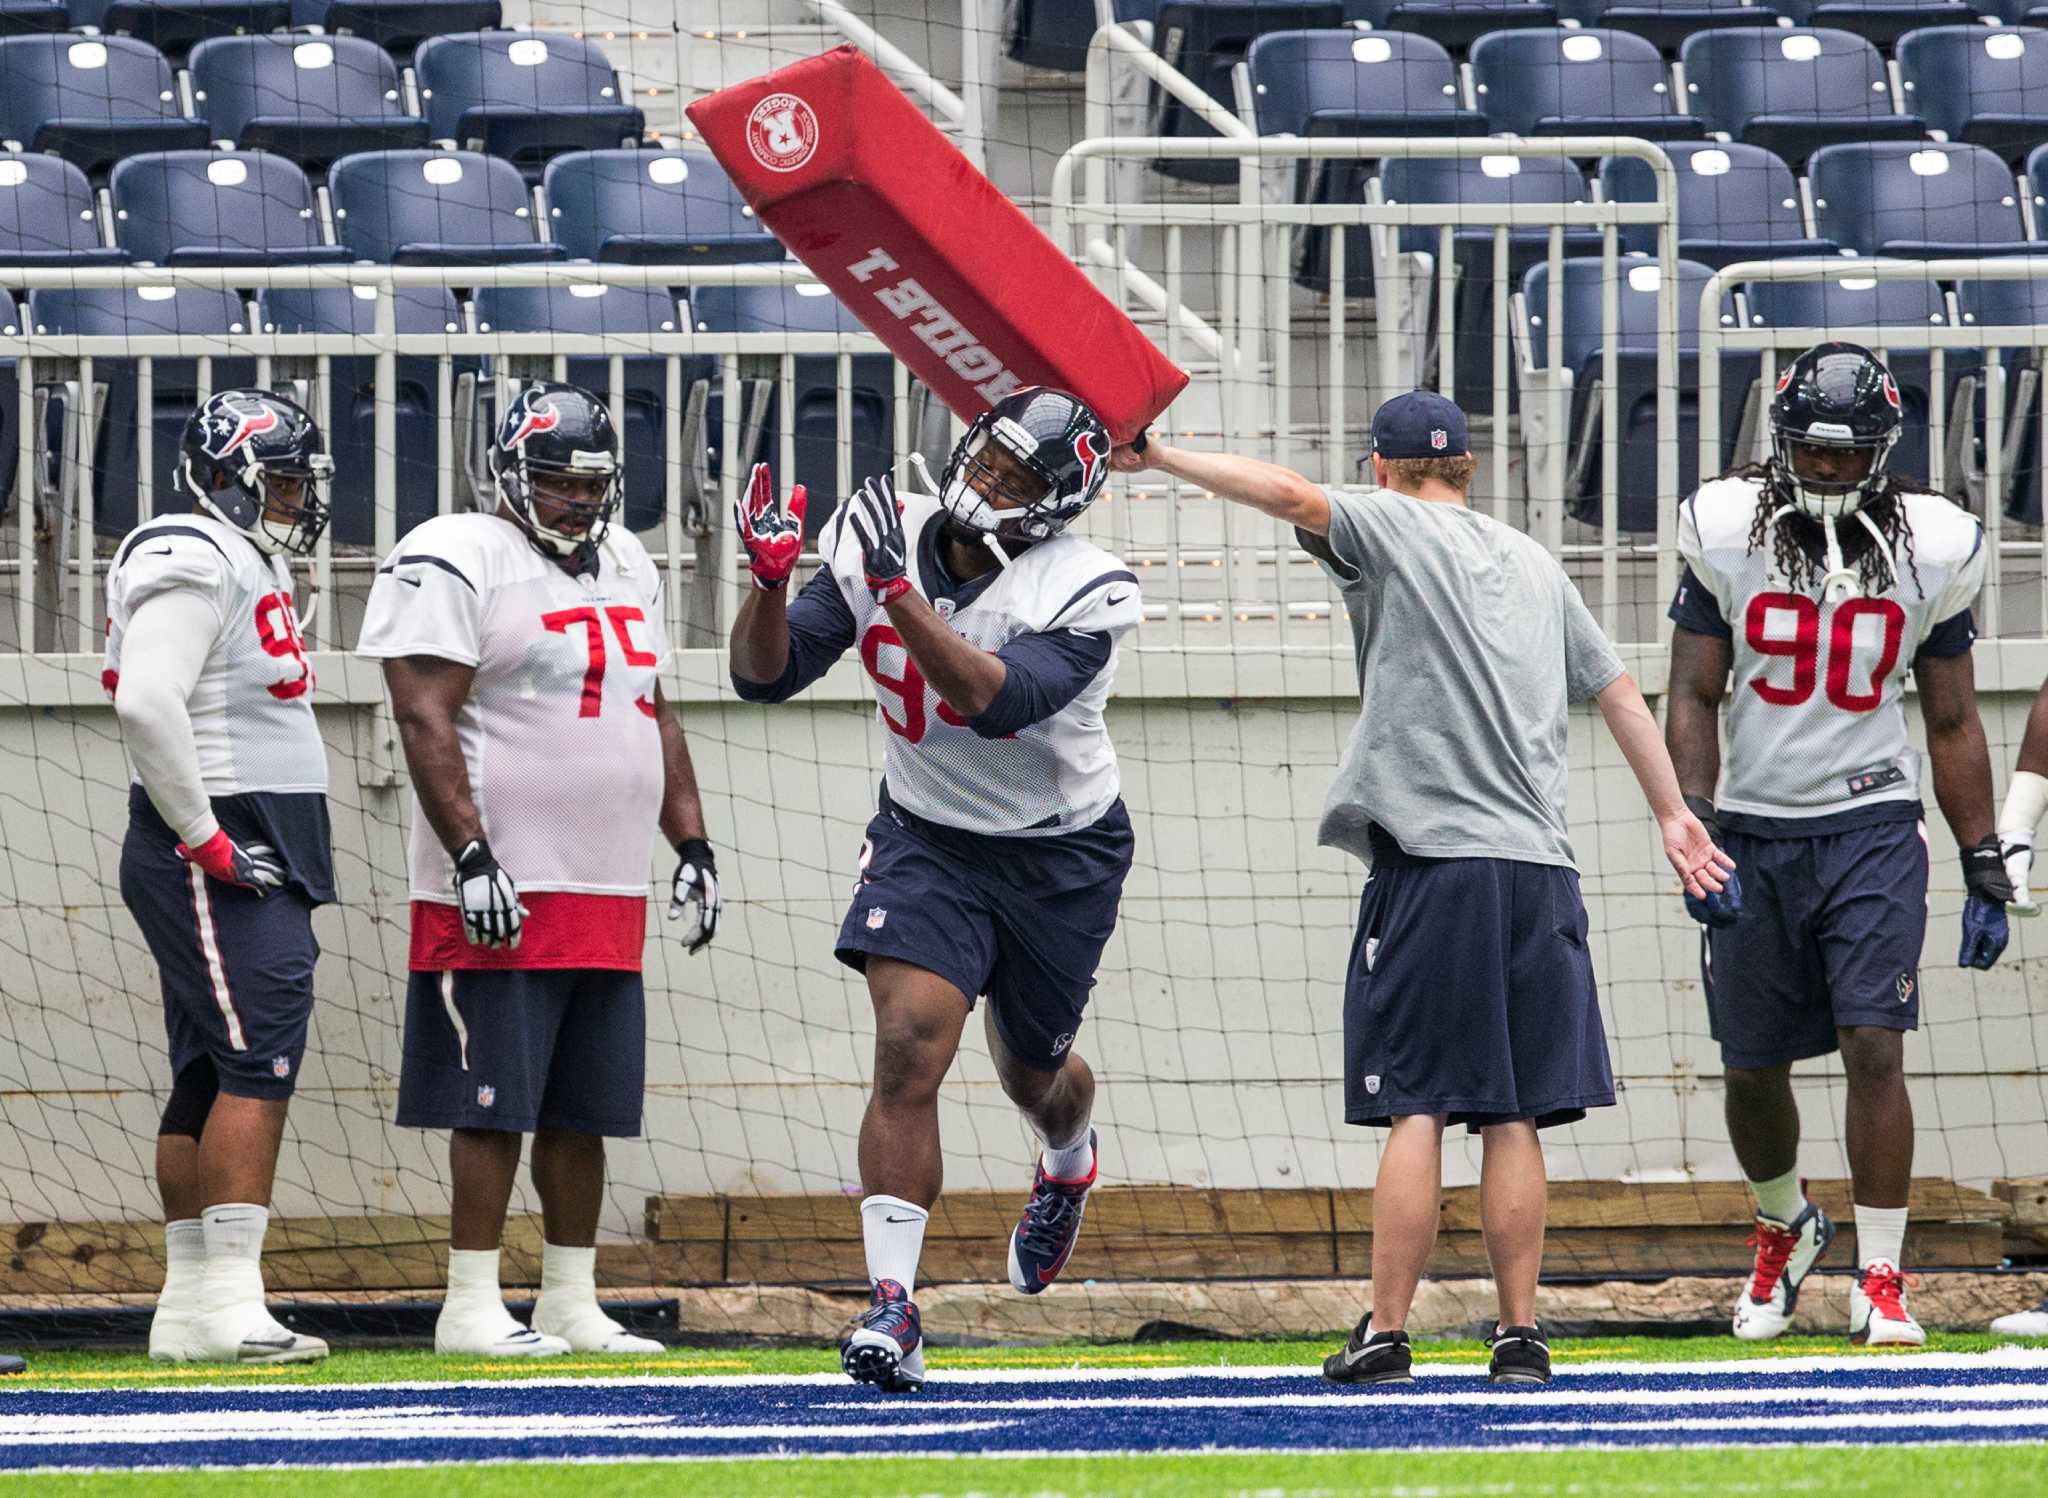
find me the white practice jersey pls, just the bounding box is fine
[102,513,327,796]
[1678,476,1987,819]
[355,514,669,903]
[822,492,1142,835]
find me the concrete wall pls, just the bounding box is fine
[3,648,2044,1242]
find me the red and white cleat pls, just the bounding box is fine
[1732,1200,1834,1341]
[1008,1129,1097,1295]
[1851,1259,1926,1346]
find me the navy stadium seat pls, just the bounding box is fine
[0,153,125,265]
[1600,141,1834,269]
[0,2,68,35]
[0,34,208,177]
[413,31,644,182]
[286,0,499,62]
[2028,140,2048,238]
[1678,27,1924,168]
[1552,0,1779,57]
[1469,27,1702,140]
[1742,267,1953,483]
[474,284,694,536]
[1807,141,2035,259]
[1519,256,1746,530]
[109,150,346,266]
[1770,0,1975,53]
[68,0,291,64]
[1896,27,2048,170]
[1007,0,1160,70]
[1244,30,1484,295]
[1150,2,1344,185]
[327,148,562,265]
[257,284,462,544]
[27,285,254,535]
[1954,275,2048,522]
[1984,0,2048,25]
[1379,153,1604,415]
[686,283,892,524]
[542,148,780,267]
[1351,0,1558,53]
[189,34,428,171]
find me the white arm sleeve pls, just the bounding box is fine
[113,590,221,847]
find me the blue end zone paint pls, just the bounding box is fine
[5,1355,2048,1470]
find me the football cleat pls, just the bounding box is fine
[1008,1129,1097,1295]
[1487,1324,1552,1386]
[840,1278,925,1392]
[1322,1311,1414,1385]
[1990,1296,2048,1338]
[1732,1199,1835,1341]
[1851,1259,1926,1346]
[187,1303,328,1365]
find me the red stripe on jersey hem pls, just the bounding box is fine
[408,893,646,971]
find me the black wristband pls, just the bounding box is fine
[453,837,495,875]
[675,836,716,872]
[1131,429,1150,455]
[1682,794,1720,835]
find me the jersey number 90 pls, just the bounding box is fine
[1745,591,1905,714]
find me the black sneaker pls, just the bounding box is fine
[1322,1312,1414,1385]
[1487,1323,1551,1386]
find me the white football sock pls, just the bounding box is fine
[1855,1204,1909,1269]
[161,1218,206,1307]
[198,1203,267,1308]
[1748,1169,1807,1226]
[443,1247,507,1316]
[1040,1125,1095,1183]
[860,1195,928,1298]
[532,1242,662,1352]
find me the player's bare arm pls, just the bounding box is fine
[1595,670,1735,900]
[1917,650,1997,850]
[654,682,709,847]
[1113,434,1331,536]
[382,655,483,853]
[1665,625,1732,808]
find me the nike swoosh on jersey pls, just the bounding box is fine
[396,573,423,587]
[149,546,174,556]
[1106,591,1131,605]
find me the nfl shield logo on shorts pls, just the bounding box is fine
[867,907,888,930]
[477,1085,496,1109]
[271,1056,290,1079]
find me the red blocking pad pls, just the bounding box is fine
[685,45,1187,443]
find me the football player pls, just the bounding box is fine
[106,389,337,1364]
[729,388,1140,1393]
[357,382,719,1357]
[1666,343,2010,1346]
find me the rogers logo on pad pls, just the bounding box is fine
[746,92,819,173]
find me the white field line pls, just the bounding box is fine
[1497,1409,2048,1433]
[827,1383,2048,1412]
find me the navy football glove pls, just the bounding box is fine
[846,473,911,603]
[1960,834,2013,970]
[1680,797,1742,928]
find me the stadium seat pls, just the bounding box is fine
[1742,267,1952,482]
[1896,27,2048,170]
[686,283,892,522]
[474,284,695,535]
[1517,256,1745,530]
[27,284,254,535]
[109,150,347,266]
[1351,0,1559,54]
[1677,27,1924,169]
[1244,30,1485,295]
[0,1,68,35]
[1378,153,1604,414]
[257,283,463,544]
[189,34,428,171]
[1807,141,2036,259]
[1599,141,1835,268]
[1468,27,1703,140]
[1552,0,1779,58]
[1008,0,1160,71]
[1149,1,1344,185]
[285,0,499,63]
[0,34,209,178]
[1770,0,1975,53]
[412,31,644,183]
[67,0,291,64]
[327,148,562,265]
[1953,274,2048,521]
[1984,0,2048,24]
[0,153,125,265]
[542,148,781,267]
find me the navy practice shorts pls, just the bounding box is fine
[1704,814,1928,1070]
[835,789,1134,1072]
[1343,841,1615,1132]
[397,967,646,1136]
[119,818,320,1101]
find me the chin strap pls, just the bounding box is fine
[910,451,1013,571]
[1769,502,1895,602]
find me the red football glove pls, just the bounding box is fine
[176,830,284,895]
[735,461,807,590]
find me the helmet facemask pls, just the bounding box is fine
[940,415,1062,547]
[184,448,334,557]
[502,453,621,557]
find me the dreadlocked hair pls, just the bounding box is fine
[1732,459,1924,597]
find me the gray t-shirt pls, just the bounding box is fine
[1306,486,1625,869]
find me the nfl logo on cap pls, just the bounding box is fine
[1430,428,1448,451]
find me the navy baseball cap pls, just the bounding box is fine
[1370,390,1470,459]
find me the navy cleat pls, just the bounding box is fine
[1008,1129,1098,1295]
[839,1278,924,1392]
[1487,1323,1551,1386]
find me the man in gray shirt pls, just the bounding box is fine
[1116,391,1730,1386]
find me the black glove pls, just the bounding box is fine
[453,837,527,949]
[1960,834,2013,970]
[669,836,720,954]
[846,473,911,603]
